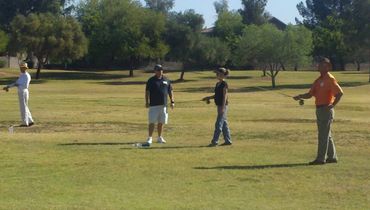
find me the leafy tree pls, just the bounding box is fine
[0,30,8,53]
[297,0,364,70]
[10,13,88,79]
[144,0,174,14]
[282,25,312,71]
[214,10,244,52]
[239,0,268,25]
[214,0,229,15]
[187,35,230,70]
[0,0,73,32]
[78,0,168,76]
[164,10,204,80]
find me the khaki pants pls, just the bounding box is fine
[316,107,337,162]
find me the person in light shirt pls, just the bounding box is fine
[3,62,35,127]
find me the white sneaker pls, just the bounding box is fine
[146,137,153,144]
[157,136,166,144]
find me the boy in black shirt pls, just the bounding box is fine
[202,68,232,147]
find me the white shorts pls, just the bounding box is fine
[148,105,168,124]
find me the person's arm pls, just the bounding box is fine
[329,92,343,109]
[220,86,228,113]
[202,95,215,101]
[145,89,150,108]
[169,89,175,109]
[293,92,312,101]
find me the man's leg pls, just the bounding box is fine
[24,91,34,124]
[211,106,225,145]
[316,108,333,162]
[157,123,163,137]
[18,92,27,125]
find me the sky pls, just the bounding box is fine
[139,0,304,27]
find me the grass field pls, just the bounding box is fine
[0,68,369,210]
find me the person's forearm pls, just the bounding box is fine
[297,93,312,99]
[145,91,149,105]
[169,91,174,103]
[332,93,343,107]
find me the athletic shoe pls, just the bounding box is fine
[326,158,338,164]
[157,137,166,144]
[207,143,218,147]
[220,142,232,146]
[309,159,325,165]
[28,122,34,127]
[146,137,153,144]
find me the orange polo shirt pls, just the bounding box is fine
[309,73,343,106]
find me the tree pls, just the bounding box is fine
[78,0,168,76]
[214,0,229,15]
[0,30,8,53]
[188,35,231,70]
[164,10,204,80]
[282,25,312,71]
[144,0,174,14]
[297,0,362,70]
[0,0,73,32]
[10,13,88,79]
[239,0,268,25]
[214,9,244,53]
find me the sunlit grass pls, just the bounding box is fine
[0,68,369,209]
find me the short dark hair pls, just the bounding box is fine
[154,64,163,71]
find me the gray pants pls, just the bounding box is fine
[211,106,231,144]
[316,107,337,162]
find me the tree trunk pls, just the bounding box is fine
[356,61,361,71]
[129,58,134,77]
[36,61,42,79]
[271,74,276,88]
[179,70,185,81]
[294,64,298,71]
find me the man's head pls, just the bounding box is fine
[19,61,28,73]
[154,64,163,78]
[318,57,332,74]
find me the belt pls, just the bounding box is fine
[316,104,330,109]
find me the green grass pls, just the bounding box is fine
[0,68,369,209]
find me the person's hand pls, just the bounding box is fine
[3,86,9,92]
[202,96,211,104]
[170,102,175,109]
[293,95,300,101]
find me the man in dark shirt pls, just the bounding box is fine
[145,64,175,145]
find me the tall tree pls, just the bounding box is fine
[239,0,268,25]
[144,0,174,14]
[297,0,359,70]
[214,0,229,15]
[10,13,88,79]
[78,0,168,76]
[164,10,204,80]
[0,0,72,32]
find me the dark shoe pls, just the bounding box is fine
[207,143,218,147]
[28,122,34,127]
[220,142,232,146]
[309,160,325,165]
[326,158,338,164]
[19,124,29,127]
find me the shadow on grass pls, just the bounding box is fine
[194,163,309,170]
[99,81,146,86]
[32,71,129,80]
[120,145,209,150]
[59,142,136,146]
[202,76,253,80]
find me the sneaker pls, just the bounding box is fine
[146,137,153,144]
[326,158,338,164]
[207,143,218,147]
[309,159,325,165]
[28,122,34,127]
[157,137,166,144]
[220,142,232,146]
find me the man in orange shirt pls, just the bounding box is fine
[293,57,343,165]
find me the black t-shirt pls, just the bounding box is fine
[214,80,228,106]
[146,76,173,106]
